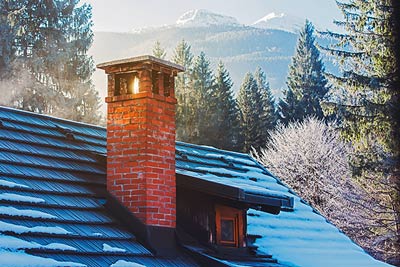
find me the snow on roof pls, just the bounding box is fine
[110,260,146,267]
[176,142,293,210]
[0,106,393,267]
[0,179,29,188]
[175,142,393,267]
[248,197,393,267]
[0,234,83,266]
[103,243,127,253]
[0,193,45,203]
[0,220,72,235]
[0,206,56,219]
[0,106,198,267]
[0,249,85,267]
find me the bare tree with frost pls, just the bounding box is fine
[252,117,391,259]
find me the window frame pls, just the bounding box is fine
[215,204,244,247]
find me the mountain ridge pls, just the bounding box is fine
[90,10,332,114]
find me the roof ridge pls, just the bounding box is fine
[176,141,251,159]
[0,106,106,132]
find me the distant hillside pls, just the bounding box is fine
[89,10,306,113]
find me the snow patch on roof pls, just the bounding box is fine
[0,234,82,266]
[92,232,103,237]
[42,242,77,251]
[103,243,126,253]
[0,220,72,235]
[0,249,85,266]
[0,206,56,219]
[0,193,45,203]
[0,234,77,251]
[192,166,290,197]
[0,179,29,189]
[110,260,146,267]
[204,153,257,166]
[0,234,40,250]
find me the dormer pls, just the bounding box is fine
[175,145,294,255]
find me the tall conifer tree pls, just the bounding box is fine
[278,20,327,125]
[322,0,399,262]
[208,61,240,150]
[0,0,101,124]
[173,39,194,141]
[152,40,166,59]
[254,67,277,135]
[237,71,275,152]
[191,51,215,145]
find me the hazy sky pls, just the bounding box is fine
[83,0,342,32]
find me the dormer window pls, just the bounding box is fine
[215,205,244,247]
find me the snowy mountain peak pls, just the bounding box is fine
[252,12,305,33]
[254,12,285,23]
[176,9,240,28]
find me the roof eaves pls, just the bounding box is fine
[176,173,290,212]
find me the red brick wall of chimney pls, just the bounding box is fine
[106,69,177,228]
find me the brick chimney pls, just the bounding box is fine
[97,56,184,254]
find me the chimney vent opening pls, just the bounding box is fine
[114,72,139,96]
[164,73,172,97]
[151,71,159,94]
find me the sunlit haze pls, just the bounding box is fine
[83,0,342,32]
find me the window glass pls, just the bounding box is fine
[221,219,235,242]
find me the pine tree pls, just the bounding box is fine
[152,40,166,59]
[278,20,328,124]
[191,51,215,145]
[236,73,263,152]
[254,67,276,136]
[208,61,240,150]
[322,0,399,262]
[0,0,13,75]
[0,0,101,124]
[172,39,194,142]
[277,89,300,125]
[323,1,395,154]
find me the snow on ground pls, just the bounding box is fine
[110,260,146,267]
[103,243,127,253]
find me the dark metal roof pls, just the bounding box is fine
[0,106,197,267]
[0,106,392,267]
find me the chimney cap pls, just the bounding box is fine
[96,55,185,72]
